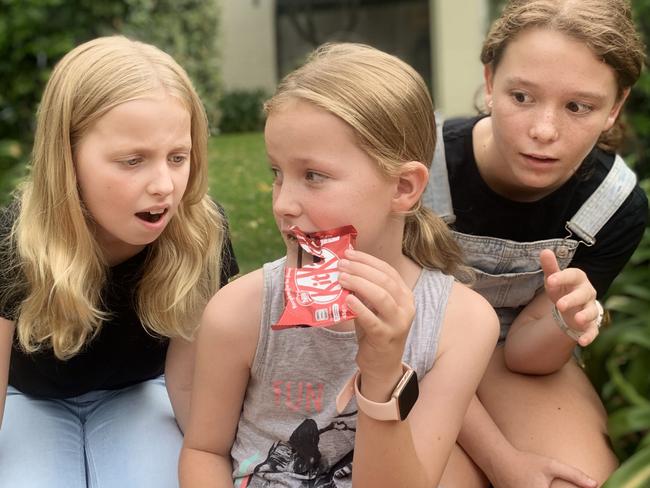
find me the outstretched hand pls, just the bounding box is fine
[540,249,601,347]
[337,249,414,386]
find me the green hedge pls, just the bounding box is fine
[218,89,268,134]
[0,0,221,203]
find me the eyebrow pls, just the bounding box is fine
[504,76,608,102]
[265,151,327,167]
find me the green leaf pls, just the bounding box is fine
[608,405,650,439]
[602,446,650,488]
[606,358,650,408]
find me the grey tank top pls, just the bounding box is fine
[231,257,453,487]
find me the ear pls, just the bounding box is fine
[483,64,495,110]
[603,87,631,132]
[392,161,429,213]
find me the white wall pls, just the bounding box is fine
[431,0,487,117]
[220,0,488,116]
[220,0,277,93]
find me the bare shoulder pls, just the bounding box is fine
[199,268,265,366]
[439,281,499,355]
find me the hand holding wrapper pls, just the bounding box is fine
[272,225,358,330]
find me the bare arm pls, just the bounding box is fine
[458,395,518,479]
[165,336,196,432]
[505,250,601,374]
[504,291,579,373]
[339,250,500,488]
[0,317,14,427]
[179,271,262,487]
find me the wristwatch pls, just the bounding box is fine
[336,363,419,421]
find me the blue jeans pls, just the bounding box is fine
[0,375,181,487]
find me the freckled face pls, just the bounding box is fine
[264,100,398,260]
[74,91,192,264]
[480,28,625,201]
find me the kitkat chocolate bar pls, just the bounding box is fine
[272,225,358,330]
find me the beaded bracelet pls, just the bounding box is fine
[551,300,604,342]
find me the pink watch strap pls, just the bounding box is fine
[336,364,410,421]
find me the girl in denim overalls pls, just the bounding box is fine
[425,1,649,487]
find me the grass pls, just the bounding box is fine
[207,131,284,275]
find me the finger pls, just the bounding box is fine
[345,292,381,333]
[339,270,413,333]
[576,314,601,347]
[540,249,561,282]
[549,459,598,488]
[342,248,404,283]
[339,270,397,312]
[577,326,599,347]
[572,300,601,325]
[338,257,402,295]
[555,285,596,314]
[338,255,411,311]
[547,269,592,299]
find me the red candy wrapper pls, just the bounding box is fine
[272,225,358,330]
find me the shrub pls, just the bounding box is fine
[218,89,268,134]
[0,0,221,204]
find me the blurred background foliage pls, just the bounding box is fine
[0,0,221,203]
[218,88,268,134]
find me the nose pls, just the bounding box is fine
[272,181,301,218]
[147,161,174,197]
[529,109,559,143]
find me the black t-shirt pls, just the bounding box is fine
[443,116,648,297]
[0,201,239,398]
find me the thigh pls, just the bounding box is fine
[478,348,618,484]
[84,376,182,488]
[0,386,86,488]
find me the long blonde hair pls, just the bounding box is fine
[264,43,465,275]
[4,36,223,360]
[482,0,646,151]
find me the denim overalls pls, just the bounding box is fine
[422,115,638,340]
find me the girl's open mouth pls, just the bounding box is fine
[136,208,168,223]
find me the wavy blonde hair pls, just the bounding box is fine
[482,0,646,151]
[6,36,223,360]
[264,42,465,275]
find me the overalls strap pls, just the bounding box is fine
[565,154,637,246]
[422,111,456,224]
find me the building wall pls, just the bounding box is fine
[220,0,277,93]
[431,0,487,117]
[220,0,487,116]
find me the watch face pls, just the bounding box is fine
[395,369,419,421]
